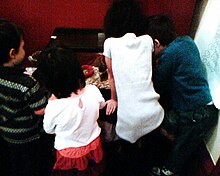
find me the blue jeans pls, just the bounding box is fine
[162,104,218,174]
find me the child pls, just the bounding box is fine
[103,0,164,143]
[0,20,48,175]
[145,15,219,176]
[36,46,106,175]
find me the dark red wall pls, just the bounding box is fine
[0,0,196,62]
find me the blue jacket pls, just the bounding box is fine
[153,36,212,112]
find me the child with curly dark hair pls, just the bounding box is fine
[103,0,164,143]
[37,46,107,176]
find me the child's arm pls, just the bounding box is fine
[43,119,56,134]
[27,81,48,116]
[33,94,56,116]
[43,94,58,134]
[105,56,117,115]
[100,101,106,109]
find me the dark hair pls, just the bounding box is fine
[36,47,86,99]
[0,20,24,65]
[104,0,145,38]
[145,15,177,46]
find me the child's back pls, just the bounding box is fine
[104,34,164,143]
[37,46,106,175]
[44,84,105,149]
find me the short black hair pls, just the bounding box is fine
[0,20,24,65]
[145,15,177,46]
[104,0,145,38]
[36,47,86,99]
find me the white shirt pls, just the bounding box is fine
[103,33,164,143]
[43,85,105,150]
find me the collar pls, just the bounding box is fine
[122,33,137,39]
[0,65,25,75]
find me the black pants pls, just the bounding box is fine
[163,104,218,174]
[3,133,54,176]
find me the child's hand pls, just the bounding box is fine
[34,107,45,116]
[106,99,117,115]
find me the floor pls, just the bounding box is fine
[0,129,200,176]
[38,130,172,176]
[100,131,172,176]
[99,130,201,176]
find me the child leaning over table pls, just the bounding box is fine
[103,0,164,144]
[0,20,48,176]
[145,15,219,176]
[36,46,110,176]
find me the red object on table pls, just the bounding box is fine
[82,65,94,78]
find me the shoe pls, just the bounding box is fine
[148,166,179,176]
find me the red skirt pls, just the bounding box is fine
[53,136,103,171]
